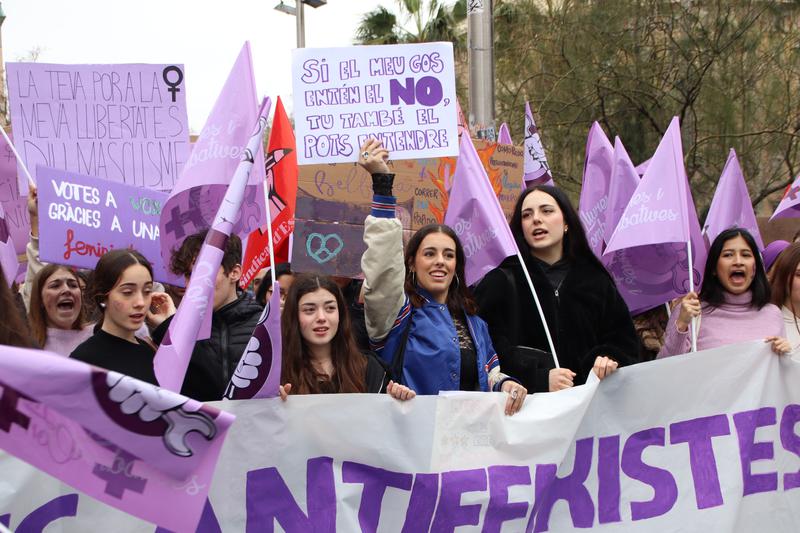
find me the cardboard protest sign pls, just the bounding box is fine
[291,140,523,277]
[7,63,191,193]
[0,132,30,280]
[292,42,458,164]
[36,165,170,281]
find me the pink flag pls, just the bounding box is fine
[603,137,641,245]
[0,202,18,286]
[444,134,518,286]
[523,102,554,187]
[635,158,650,176]
[497,122,513,145]
[224,281,282,399]
[154,98,272,393]
[578,122,614,257]
[159,42,266,286]
[604,117,707,311]
[704,149,763,249]
[0,346,234,532]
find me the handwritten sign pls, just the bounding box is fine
[292,140,523,277]
[7,63,191,193]
[36,165,170,281]
[292,43,458,164]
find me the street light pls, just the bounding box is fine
[273,0,327,49]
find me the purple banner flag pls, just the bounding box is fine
[578,122,614,257]
[497,122,513,145]
[6,62,190,194]
[0,202,18,285]
[704,149,763,249]
[0,346,234,532]
[158,42,266,286]
[604,117,707,312]
[36,166,170,282]
[523,102,553,187]
[771,172,800,221]
[154,97,272,393]
[224,281,282,399]
[635,158,650,176]
[444,134,518,285]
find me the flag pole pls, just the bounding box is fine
[686,239,697,352]
[515,249,560,368]
[261,104,277,289]
[0,128,35,189]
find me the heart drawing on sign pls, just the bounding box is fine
[306,233,344,264]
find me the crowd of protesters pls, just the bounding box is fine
[2,138,798,412]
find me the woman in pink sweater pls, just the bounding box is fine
[658,228,790,357]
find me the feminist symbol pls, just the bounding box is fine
[787,186,800,201]
[0,384,31,433]
[164,203,206,239]
[162,66,184,103]
[306,233,344,264]
[92,445,147,499]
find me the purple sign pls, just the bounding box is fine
[6,63,190,193]
[0,132,31,280]
[36,165,170,282]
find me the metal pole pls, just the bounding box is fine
[296,0,305,48]
[467,0,495,141]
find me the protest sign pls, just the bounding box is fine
[6,63,191,193]
[36,165,170,282]
[2,341,799,531]
[0,132,31,279]
[291,140,523,277]
[292,42,458,164]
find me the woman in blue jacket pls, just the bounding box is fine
[359,139,527,415]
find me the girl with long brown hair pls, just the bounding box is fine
[279,273,414,400]
[769,242,800,360]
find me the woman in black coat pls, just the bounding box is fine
[474,185,639,393]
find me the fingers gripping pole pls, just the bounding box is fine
[515,249,560,368]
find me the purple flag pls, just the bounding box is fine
[0,346,234,532]
[604,117,707,311]
[497,122,513,145]
[154,97,272,393]
[0,202,18,286]
[704,149,763,249]
[578,122,614,257]
[224,281,282,399]
[603,137,641,245]
[444,134,518,286]
[635,158,650,176]
[159,42,266,286]
[771,172,800,220]
[523,102,554,187]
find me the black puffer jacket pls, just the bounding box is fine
[153,292,263,400]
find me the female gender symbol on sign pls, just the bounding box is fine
[162,66,184,103]
[306,232,344,264]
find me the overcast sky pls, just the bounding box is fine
[2,0,386,131]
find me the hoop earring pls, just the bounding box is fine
[452,273,460,289]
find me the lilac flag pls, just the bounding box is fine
[0,346,234,532]
[635,158,650,176]
[224,281,282,399]
[578,122,614,257]
[0,202,18,286]
[444,133,518,286]
[603,137,641,245]
[704,149,763,249]
[604,117,707,312]
[771,172,800,221]
[159,42,266,286]
[497,122,513,145]
[154,97,272,393]
[523,101,554,187]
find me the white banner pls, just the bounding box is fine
[2,341,800,531]
[291,43,458,164]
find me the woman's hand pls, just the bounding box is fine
[549,368,576,392]
[357,139,390,174]
[676,292,701,333]
[386,380,416,401]
[279,383,292,401]
[765,336,792,355]
[501,380,527,415]
[592,356,619,380]
[146,291,176,327]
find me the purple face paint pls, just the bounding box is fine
[670,414,731,509]
[621,428,678,521]
[430,468,488,531]
[780,404,800,490]
[341,461,413,533]
[482,465,531,532]
[734,407,778,496]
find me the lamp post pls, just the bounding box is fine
[467,0,495,141]
[274,0,327,49]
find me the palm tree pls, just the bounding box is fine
[355,0,466,51]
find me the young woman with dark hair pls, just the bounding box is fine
[28,263,93,355]
[769,242,800,360]
[475,185,639,393]
[0,264,33,348]
[658,228,789,357]
[358,139,527,415]
[279,273,414,400]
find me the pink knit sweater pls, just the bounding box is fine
[657,292,785,358]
